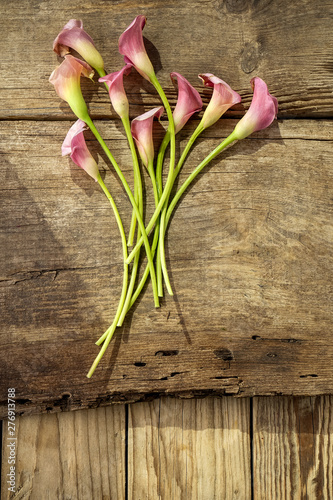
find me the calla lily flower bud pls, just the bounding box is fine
[99,64,132,119]
[131,106,164,166]
[49,55,93,121]
[62,119,99,181]
[199,74,241,129]
[53,19,105,75]
[233,77,278,140]
[171,72,203,134]
[119,15,155,82]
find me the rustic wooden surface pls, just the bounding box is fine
[1,0,333,497]
[2,396,333,499]
[127,397,251,499]
[1,0,333,120]
[253,396,333,499]
[1,0,333,415]
[1,406,126,499]
[1,117,333,415]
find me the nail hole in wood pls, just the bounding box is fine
[155,350,179,357]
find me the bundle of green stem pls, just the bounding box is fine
[86,73,239,378]
[50,16,277,379]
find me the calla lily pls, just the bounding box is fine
[199,74,241,129]
[131,106,164,166]
[62,119,99,181]
[53,19,105,75]
[119,15,155,82]
[49,55,93,121]
[233,77,278,140]
[99,64,132,119]
[170,72,203,134]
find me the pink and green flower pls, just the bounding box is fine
[119,15,155,82]
[62,120,99,181]
[53,19,105,75]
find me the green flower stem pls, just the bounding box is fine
[125,74,176,265]
[98,71,140,245]
[147,158,174,297]
[175,123,204,179]
[86,302,121,377]
[122,115,143,246]
[155,130,170,295]
[86,174,128,378]
[158,122,205,294]
[147,160,160,207]
[166,132,238,228]
[127,183,139,246]
[116,238,141,327]
[129,221,160,309]
[117,156,162,324]
[119,127,170,310]
[84,116,160,308]
[96,68,110,93]
[150,75,175,169]
[157,215,173,295]
[155,130,171,196]
[116,117,144,327]
[157,213,170,295]
[126,132,238,314]
[155,238,164,297]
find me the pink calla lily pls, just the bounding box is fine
[171,72,203,134]
[119,15,155,82]
[62,119,99,181]
[233,77,278,140]
[49,54,93,121]
[53,19,104,74]
[131,106,164,166]
[199,74,241,129]
[99,64,132,119]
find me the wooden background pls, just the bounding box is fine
[1,0,333,497]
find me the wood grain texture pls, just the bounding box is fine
[127,397,251,499]
[253,396,333,499]
[2,397,333,498]
[1,406,126,499]
[1,0,333,120]
[0,119,332,415]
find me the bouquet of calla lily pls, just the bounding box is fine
[50,15,278,378]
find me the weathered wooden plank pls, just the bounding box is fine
[1,406,126,499]
[1,0,333,119]
[0,118,332,415]
[2,396,333,498]
[253,396,333,499]
[127,397,251,499]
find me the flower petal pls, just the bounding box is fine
[53,19,104,73]
[49,55,93,121]
[233,77,278,139]
[99,64,132,118]
[118,16,155,81]
[199,73,241,129]
[170,72,203,134]
[131,106,164,166]
[61,119,87,156]
[62,119,99,181]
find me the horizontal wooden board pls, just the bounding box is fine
[1,0,333,120]
[0,118,332,415]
